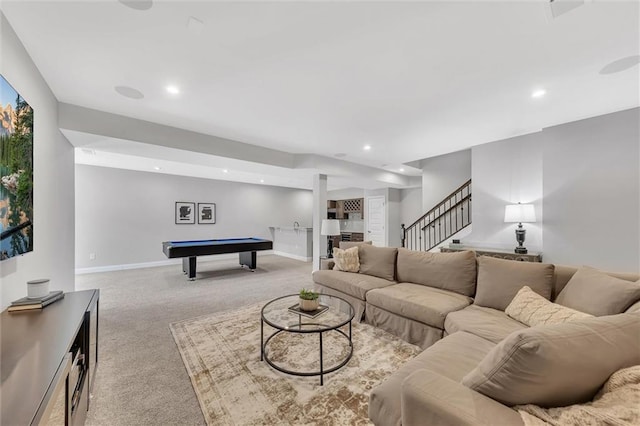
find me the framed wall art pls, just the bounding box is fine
[198,203,216,224]
[1,74,34,260]
[175,202,195,224]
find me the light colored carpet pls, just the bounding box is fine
[77,255,318,425]
[170,302,421,425]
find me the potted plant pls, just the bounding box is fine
[299,288,320,311]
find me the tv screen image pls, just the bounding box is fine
[0,74,33,260]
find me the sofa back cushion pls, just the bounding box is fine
[358,244,397,281]
[461,313,640,407]
[396,248,477,297]
[555,266,640,316]
[474,256,554,311]
[552,265,639,300]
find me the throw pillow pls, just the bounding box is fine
[555,266,640,316]
[474,256,555,311]
[396,248,477,297]
[461,313,640,407]
[358,244,398,281]
[505,286,593,326]
[332,246,360,273]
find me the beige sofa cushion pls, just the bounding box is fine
[396,248,477,297]
[358,244,398,281]
[555,266,640,316]
[366,283,472,329]
[444,304,527,344]
[474,256,555,311]
[462,313,640,407]
[505,286,593,326]
[332,246,360,272]
[369,331,496,426]
[311,269,394,301]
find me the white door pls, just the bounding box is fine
[366,196,386,246]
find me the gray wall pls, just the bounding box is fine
[1,14,76,309]
[399,187,422,228]
[470,108,639,272]
[421,149,471,212]
[470,132,544,251]
[75,165,313,269]
[542,109,639,271]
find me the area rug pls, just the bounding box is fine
[170,301,421,425]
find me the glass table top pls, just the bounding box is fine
[261,294,355,332]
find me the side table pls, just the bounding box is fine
[440,246,542,262]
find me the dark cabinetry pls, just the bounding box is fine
[1,289,99,426]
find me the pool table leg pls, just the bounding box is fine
[239,251,257,270]
[182,257,197,280]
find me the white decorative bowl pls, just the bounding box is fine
[27,279,50,299]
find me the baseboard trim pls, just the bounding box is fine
[75,250,277,275]
[273,251,312,262]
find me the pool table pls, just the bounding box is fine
[162,237,273,280]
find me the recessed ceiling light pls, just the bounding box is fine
[363,145,371,151]
[166,85,180,95]
[118,0,153,11]
[115,85,144,99]
[153,166,161,171]
[531,89,546,99]
[600,55,640,75]
[260,179,265,183]
[399,168,405,172]
[222,169,228,173]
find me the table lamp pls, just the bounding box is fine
[321,219,341,258]
[504,203,536,254]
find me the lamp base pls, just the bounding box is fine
[327,239,334,259]
[514,246,528,254]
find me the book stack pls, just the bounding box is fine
[8,291,65,312]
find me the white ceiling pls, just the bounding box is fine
[2,0,639,190]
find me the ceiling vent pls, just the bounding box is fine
[547,0,585,19]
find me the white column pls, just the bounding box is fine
[312,174,328,271]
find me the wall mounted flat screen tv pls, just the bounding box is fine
[0,74,33,260]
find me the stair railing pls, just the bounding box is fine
[402,179,472,252]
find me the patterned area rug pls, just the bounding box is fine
[170,302,421,425]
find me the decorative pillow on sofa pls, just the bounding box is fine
[555,266,640,316]
[461,313,640,407]
[474,256,554,311]
[358,244,397,281]
[332,246,360,272]
[396,248,477,297]
[505,286,593,326]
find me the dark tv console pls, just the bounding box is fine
[1,289,99,425]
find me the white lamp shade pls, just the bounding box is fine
[504,204,536,223]
[321,219,341,236]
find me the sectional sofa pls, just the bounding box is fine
[312,243,640,425]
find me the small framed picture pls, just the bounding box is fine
[198,203,216,224]
[175,202,195,224]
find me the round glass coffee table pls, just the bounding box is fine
[260,294,355,385]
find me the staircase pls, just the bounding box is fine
[402,179,472,252]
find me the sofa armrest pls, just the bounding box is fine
[401,369,524,426]
[320,258,335,270]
